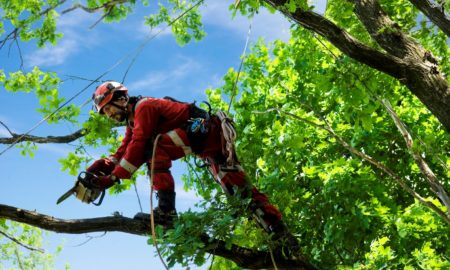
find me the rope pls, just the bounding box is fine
[121,0,204,84]
[149,134,169,270]
[268,244,279,270]
[133,181,143,212]
[227,18,253,114]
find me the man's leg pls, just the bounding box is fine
[136,130,192,225]
[197,116,299,251]
[208,162,282,229]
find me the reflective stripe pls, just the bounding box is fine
[119,158,138,173]
[217,165,244,180]
[167,130,192,155]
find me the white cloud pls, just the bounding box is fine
[128,57,201,91]
[25,10,99,67]
[26,39,78,67]
[38,143,72,156]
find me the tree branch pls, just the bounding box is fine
[0,0,67,50]
[349,0,425,59]
[408,0,450,38]
[61,0,129,14]
[264,0,450,135]
[0,229,44,253]
[264,0,405,79]
[254,108,450,225]
[0,129,86,144]
[381,98,450,215]
[0,204,316,270]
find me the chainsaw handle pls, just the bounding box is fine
[91,190,105,206]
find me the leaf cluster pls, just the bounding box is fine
[205,25,450,268]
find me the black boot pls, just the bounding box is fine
[133,191,177,228]
[153,191,177,226]
[270,220,301,256]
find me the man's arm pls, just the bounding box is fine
[112,99,159,179]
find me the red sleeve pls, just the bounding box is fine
[110,126,132,163]
[112,100,158,179]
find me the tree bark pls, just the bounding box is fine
[263,0,450,133]
[408,0,450,38]
[0,129,85,144]
[0,204,317,270]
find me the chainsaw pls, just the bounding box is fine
[56,171,105,206]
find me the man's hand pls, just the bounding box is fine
[87,158,116,176]
[96,174,120,189]
[73,173,119,204]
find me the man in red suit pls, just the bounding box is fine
[76,81,295,244]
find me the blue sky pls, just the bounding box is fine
[0,1,325,269]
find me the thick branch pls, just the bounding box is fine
[263,0,450,134]
[350,0,425,59]
[0,129,85,144]
[408,0,450,38]
[0,204,316,269]
[264,0,404,79]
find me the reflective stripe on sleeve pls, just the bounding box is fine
[119,158,138,174]
[167,130,192,155]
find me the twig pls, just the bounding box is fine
[70,232,107,247]
[0,121,15,137]
[268,244,279,270]
[15,38,24,70]
[14,248,25,270]
[133,180,143,213]
[208,255,215,270]
[61,0,128,14]
[0,230,44,253]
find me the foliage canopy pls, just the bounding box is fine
[1,0,450,269]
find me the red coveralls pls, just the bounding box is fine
[110,97,282,226]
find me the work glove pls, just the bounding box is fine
[96,174,120,189]
[87,158,116,176]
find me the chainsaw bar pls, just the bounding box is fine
[56,186,77,204]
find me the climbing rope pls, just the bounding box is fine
[149,134,169,270]
[121,0,204,84]
[227,18,253,114]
